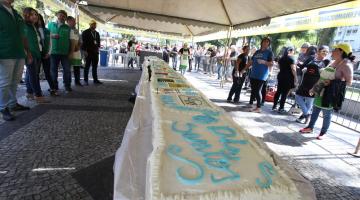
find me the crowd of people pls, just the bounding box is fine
[0,1,356,140]
[161,37,354,140]
[0,0,103,121]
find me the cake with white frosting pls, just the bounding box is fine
[147,58,301,200]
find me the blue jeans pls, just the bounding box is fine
[195,56,201,70]
[295,95,314,115]
[50,54,71,90]
[0,59,25,110]
[307,106,333,134]
[217,63,223,79]
[25,58,42,96]
[172,56,177,70]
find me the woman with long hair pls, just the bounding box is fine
[295,45,330,124]
[241,37,274,113]
[300,43,354,139]
[227,45,249,103]
[272,46,297,113]
[23,7,49,103]
[36,13,57,96]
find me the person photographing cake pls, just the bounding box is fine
[300,43,354,140]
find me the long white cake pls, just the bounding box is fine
[146,58,301,200]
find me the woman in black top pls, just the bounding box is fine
[227,45,249,103]
[272,47,297,112]
[295,45,330,123]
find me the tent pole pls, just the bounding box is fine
[220,26,232,88]
[75,1,80,31]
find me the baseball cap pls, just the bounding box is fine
[332,43,352,55]
[89,20,97,25]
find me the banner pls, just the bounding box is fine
[195,1,360,42]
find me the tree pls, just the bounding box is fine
[13,0,38,13]
[316,27,337,46]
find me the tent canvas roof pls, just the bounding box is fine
[72,0,353,37]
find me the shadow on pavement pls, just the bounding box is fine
[72,155,115,200]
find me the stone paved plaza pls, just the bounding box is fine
[0,67,141,200]
[184,71,360,200]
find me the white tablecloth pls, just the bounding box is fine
[113,63,316,200]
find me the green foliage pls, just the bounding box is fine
[316,28,337,46]
[13,0,38,13]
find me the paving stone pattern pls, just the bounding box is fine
[0,67,141,200]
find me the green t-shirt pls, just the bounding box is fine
[23,23,41,59]
[48,21,70,55]
[0,5,25,59]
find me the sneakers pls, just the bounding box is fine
[299,127,313,134]
[83,81,89,86]
[0,108,15,121]
[26,93,35,100]
[316,132,326,140]
[296,114,305,123]
[278,108,286,114]
[50,90,60,96]
[65,87,73,92]
[34,96,51,104]
[10,103,30,112]
[226,99,232,103]
[94,80,103,84]
[75,82,83,87]
[250,108,261,113]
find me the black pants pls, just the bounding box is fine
[73,65,81,83]
[273,80,292,109]
[84,53,99,82]
[250,79,267,104]
[228,75,246,102]
[128,58,134,68]
[41,57,55,90]
[250,78,265,108]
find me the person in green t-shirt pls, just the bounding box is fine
[67,16,83,86]
[0,0,32,121]
[22,7,50,104]
[48,10,72,92]
[300,43,354,140]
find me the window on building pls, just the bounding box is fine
[353,29,358,34]
[338,31,342,36]
[346,30,352,36]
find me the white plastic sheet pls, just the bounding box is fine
[113,59,316,200]
[113,69,153,200]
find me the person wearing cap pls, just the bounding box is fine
[48,10,72,92]
[272,46,297,113]
[295,45,330,124]
[0,0,32,121]
[82,20,102,84]
[300,43,354,139]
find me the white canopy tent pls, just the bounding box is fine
[71,0,353,38]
